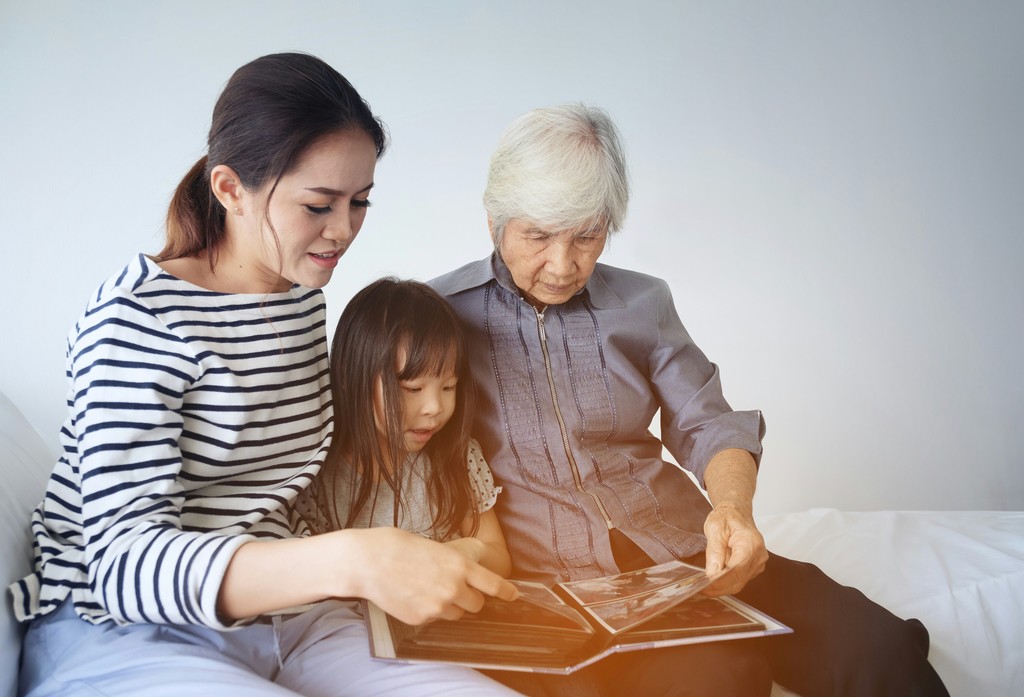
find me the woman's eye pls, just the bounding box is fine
[304,204,332,215]
[352,198,372,209]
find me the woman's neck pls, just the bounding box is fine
[155,253,289,294]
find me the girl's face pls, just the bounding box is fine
[373,352,458,455]
[235,129,379,292]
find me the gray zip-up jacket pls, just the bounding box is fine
[431,254,765,583]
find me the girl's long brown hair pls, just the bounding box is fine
[309,278,478,539]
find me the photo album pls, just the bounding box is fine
[365,559,792,674]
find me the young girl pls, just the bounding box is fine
[301,278,511,577]
[11,53,517,697]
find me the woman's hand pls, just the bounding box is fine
[346,528,518,624]
[444,536,487,564]
[218,526,518,626]
[700,448,768,596]
[701,503,768,596]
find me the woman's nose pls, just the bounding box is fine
[545,241,576,276]
[323,214,354,244]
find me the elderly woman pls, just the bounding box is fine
[430,105,948,697]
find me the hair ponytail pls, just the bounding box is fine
[158,155,225,261]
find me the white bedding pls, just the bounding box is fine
[756,508,1024,697]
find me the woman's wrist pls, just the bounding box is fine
[444,536,485,563]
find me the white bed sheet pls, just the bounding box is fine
[755,508,1024,697]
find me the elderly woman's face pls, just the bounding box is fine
[498,219,607,308]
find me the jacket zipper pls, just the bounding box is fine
[535,309,614,530]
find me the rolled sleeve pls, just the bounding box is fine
[687,409,766,485]
[649,279,766,482]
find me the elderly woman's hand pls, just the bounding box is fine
[701,502,768,596]
[700,448,768,596]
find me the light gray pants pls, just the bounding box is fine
[20,599,521,697]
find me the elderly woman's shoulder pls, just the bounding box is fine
[586,263,677,314]
[593,263,672,294]
[428,257,492,297]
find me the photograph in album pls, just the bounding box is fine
[365,560,792,674]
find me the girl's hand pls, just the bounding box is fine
[456,508,513,577]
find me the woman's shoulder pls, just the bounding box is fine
[428,256,493,297]
[82,254,211,312]
[84,254,161,301]
[64,256,205,379]
[71,255,169,330]
[586,263,673,315]
[81,254,324,320]
[592,263,670,293]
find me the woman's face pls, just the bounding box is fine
[238,129,379,292]
[497,218,607,308]
[373,351,459,454]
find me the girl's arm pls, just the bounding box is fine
[446,508,513,577]
[218,525,518,625]
[446,438,512,576]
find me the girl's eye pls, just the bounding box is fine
[352,198,372,209]
[304,204,332,215]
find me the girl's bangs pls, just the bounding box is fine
[397,326,462,380]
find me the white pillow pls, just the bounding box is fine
[0,391,53,697]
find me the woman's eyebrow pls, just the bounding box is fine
[305,182,375,196]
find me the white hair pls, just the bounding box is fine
[483,104,630,245]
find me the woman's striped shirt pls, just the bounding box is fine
[8,254,332,628]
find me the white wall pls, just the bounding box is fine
[1,1,1021,514]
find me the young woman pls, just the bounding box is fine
[299,278,511,577]
[10,52,517,697]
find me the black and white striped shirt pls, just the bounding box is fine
[9,254,332,628]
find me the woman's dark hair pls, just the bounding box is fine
[310,278,478,539]
[157,52,388,261]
